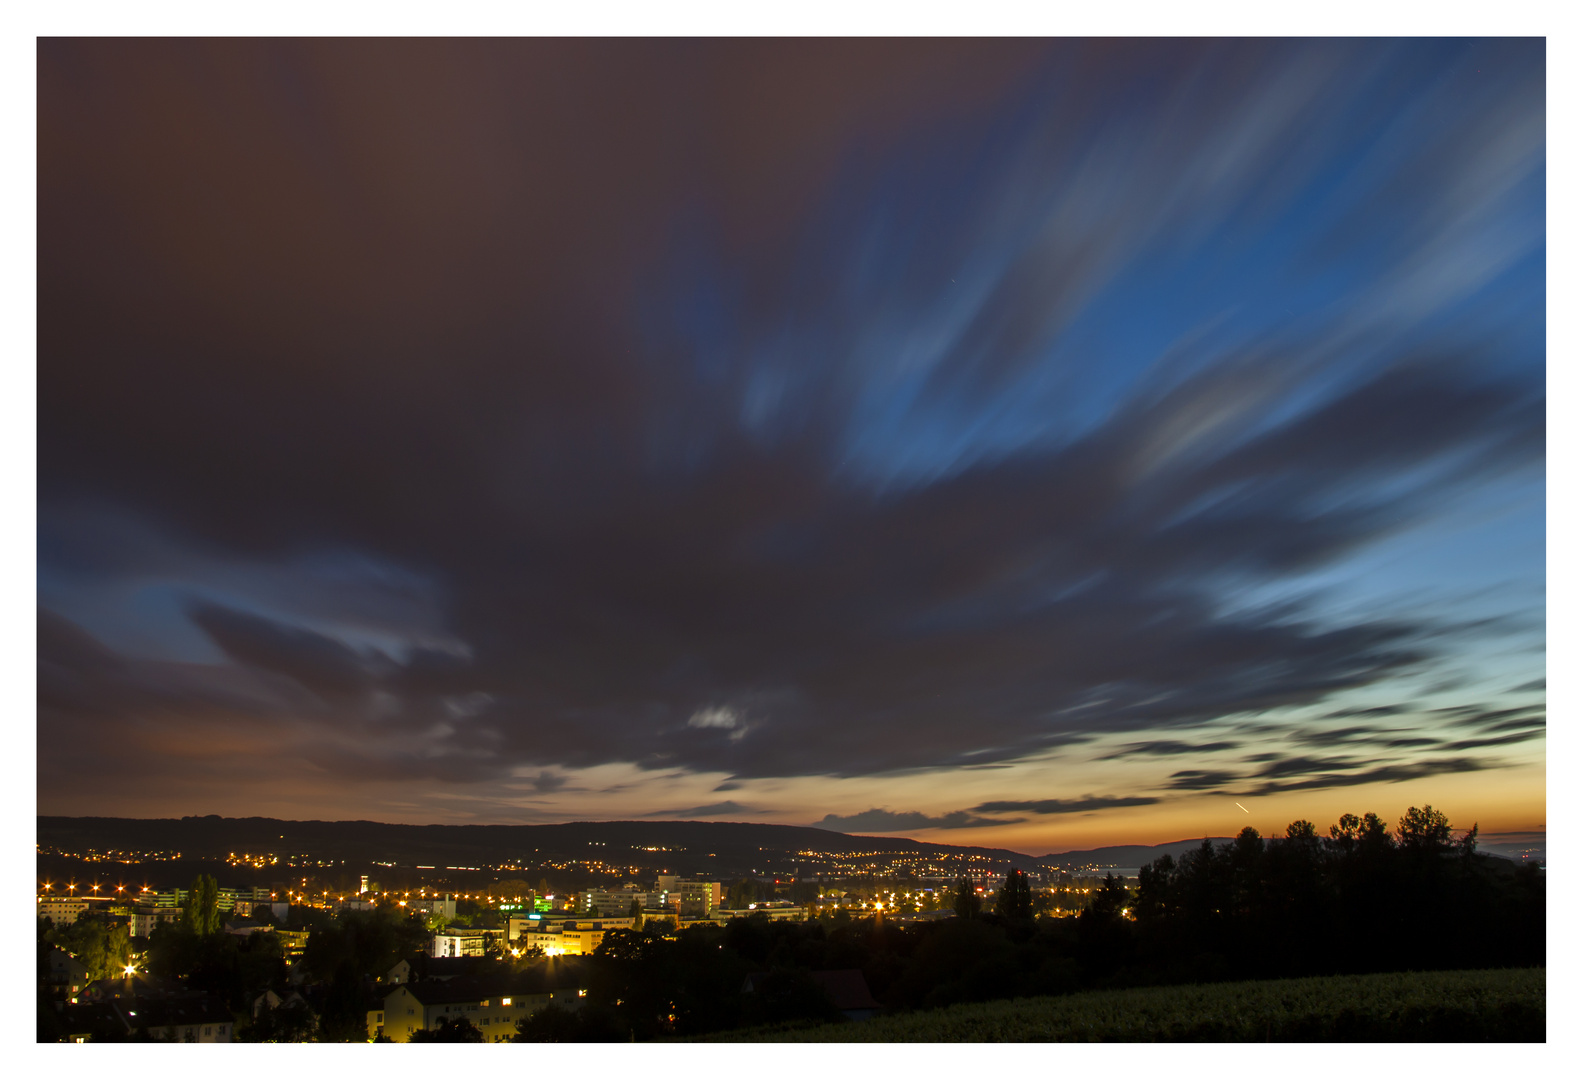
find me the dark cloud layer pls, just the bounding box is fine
[815,808,1015,833]
[36,40,1544,815]
[971,797,1161,816]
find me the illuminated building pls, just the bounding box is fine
[378,975,584,1043]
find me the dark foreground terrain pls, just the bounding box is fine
[705,967,1545,1042]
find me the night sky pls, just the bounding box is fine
[37,39,1545,852]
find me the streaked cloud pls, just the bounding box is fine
[35,40,1544,835]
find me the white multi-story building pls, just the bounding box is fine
[38,896,90,924]
[414,895,458,920]
[516,915,638,955]
[652,877,721,914]
[431,927,504,957]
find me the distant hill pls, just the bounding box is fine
[1034,838,1236,869]
[57,818,1495,881]
[36,815,1042,875]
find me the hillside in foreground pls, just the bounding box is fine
[701,967,1545,1042]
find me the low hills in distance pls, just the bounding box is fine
[37,815,1234,878]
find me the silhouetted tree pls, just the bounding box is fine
[725,878,758,910]
[993,869,1033,920]
[1398,805,1454,853]
[1086,874,1130,922]
[953,878,981,919]
[182,874,221,936]
[242,1000,317,1042]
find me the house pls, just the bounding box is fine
[117,995,236,1042]
[384,958,412,985]
[44,945,90,997]
[414,955,489,982]
[59,1001,131,1043]
[80,973,173,1006]
[276,928,310,958]
[251,988,312,1019]
[379,967,585,1043]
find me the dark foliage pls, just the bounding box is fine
[298,908,430,1039]
[240,1000,317,1043]
[408,1016,484,1042]
[952,878,982,920]
[993,870,1034,921]
[145,921,289,1014]
[1129,807,1544,981]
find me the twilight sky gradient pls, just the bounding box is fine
[36,38,1544,852]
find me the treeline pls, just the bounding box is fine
[515,806,1543,1041]
[1128,807,1544,982]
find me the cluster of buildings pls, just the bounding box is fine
[572,875,722,917]
[43,965,239,1043]
[373,962,588,1043]
[38,885,281,937]
[39,868,921,1042]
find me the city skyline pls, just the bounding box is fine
[37,38,1544,853]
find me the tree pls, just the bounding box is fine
[1285,819,1320,848]
[182,874,221,936]
[953,877,981,919]
[725,878,758,910]
[317,959,371,1042]
[1084,873,1130,922]
[46,913,131,981]
[628,897,642,918]
[993,869,1033,920]
[493,879,534,900]
[242,1000,317,1042]
[1458,823,1480,859]
[1359,812,1393,851]
[1398,805,1454,853]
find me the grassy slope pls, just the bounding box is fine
[702,967,1545,1042]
